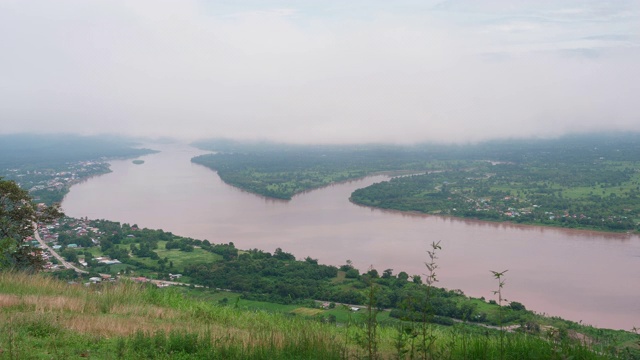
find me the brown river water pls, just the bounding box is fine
[62,143,640,330]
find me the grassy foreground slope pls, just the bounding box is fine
[1,272,637,359]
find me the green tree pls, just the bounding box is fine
[61,248,78,263]
[382,268,394,279]
[367,268,379,278]
[0,178,63,271]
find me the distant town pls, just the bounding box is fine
[4,160,112,205]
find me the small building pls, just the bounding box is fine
[100,259,121,265]
[89,277,102,283]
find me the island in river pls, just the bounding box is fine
[192,133,640,233]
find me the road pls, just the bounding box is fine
[32,223,204,287]
[32,222,88,274]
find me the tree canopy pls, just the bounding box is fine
[0,178,63,271]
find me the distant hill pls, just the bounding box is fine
[0,133,157,169]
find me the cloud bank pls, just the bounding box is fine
[1,0,638,143]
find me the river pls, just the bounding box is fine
[62,143,640,330]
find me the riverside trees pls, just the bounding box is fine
[193,134,640,232]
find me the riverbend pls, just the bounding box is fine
[62,143,640,330]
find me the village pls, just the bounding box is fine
[27,216,185,288]
[3,160,112,204]
[3,157,187,287]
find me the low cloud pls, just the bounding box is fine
[1,0,638,143]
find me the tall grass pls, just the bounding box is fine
[0,272,630,359]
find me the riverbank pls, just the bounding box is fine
[194,154,639,235]
[349,169,640,234]
[28,214,640,358]
[348,198,640,238]
[61,144,640,330]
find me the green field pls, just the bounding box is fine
[140,241,222,269]
[351,160,640,233]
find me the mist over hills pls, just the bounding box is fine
[0,134,156,169]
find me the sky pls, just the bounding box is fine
[1,0,639,144]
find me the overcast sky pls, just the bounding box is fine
[1,0,639,144]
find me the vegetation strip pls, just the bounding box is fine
[193,134,640,233]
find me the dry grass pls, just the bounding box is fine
[0,271,78,294]
[0,294,21,308]
[28,295,87,312]
[0,272,344,352]
[290,307,324,316]
[108,304,178,318]
[1,272,620,359]
[0,273,414,359]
